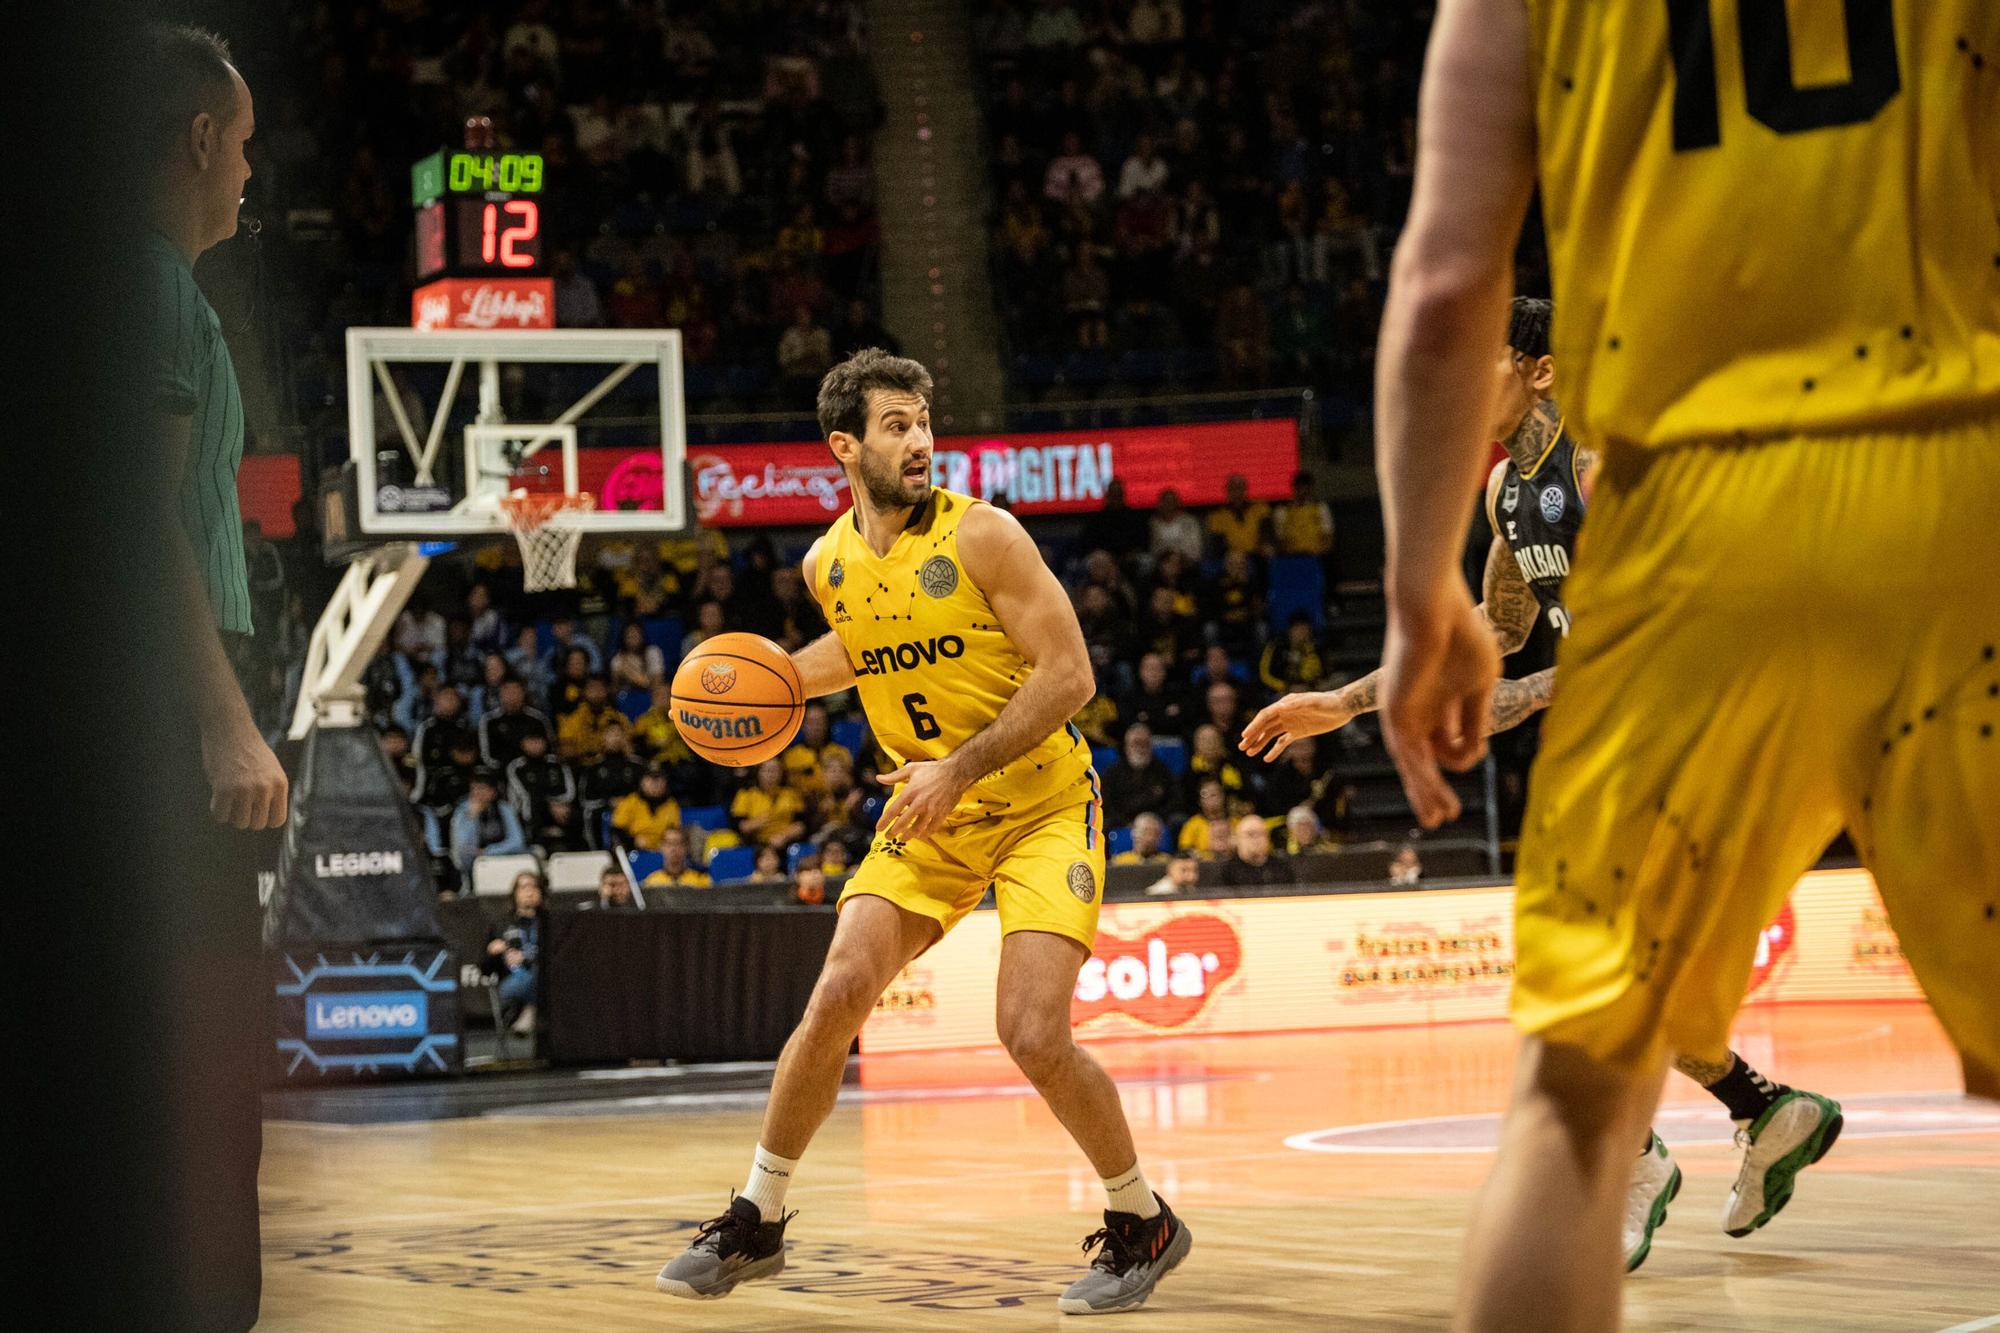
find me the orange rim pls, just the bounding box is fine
[499,491,595,531]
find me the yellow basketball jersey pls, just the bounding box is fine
[1528,0,1999,448]
[811,489,1092,826]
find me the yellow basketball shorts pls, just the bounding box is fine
[1512,414,2000,1086]
[839,769,1105,950]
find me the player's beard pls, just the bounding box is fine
[858,446,931,511]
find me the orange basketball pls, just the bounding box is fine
[670,632,805,767]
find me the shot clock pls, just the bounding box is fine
[410,148,547,281]
[408,140,556,332]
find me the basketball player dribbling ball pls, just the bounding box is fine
[656,349,1191,1314]
[1368,0,1997,1326]
[1243,298,1845,1272]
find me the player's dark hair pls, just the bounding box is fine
[816,347,934,443]
[138,24,238,170]
[1507,297,1553,360]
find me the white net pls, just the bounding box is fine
[501,492,595,591]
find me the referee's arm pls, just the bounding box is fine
[160,410,288,829]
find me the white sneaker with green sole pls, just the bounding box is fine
[1623,1132,1681,1273]
[1723,1089,1844,1237]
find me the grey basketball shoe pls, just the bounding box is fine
[655,1196,792,1299]
[1057,1196,1192,1314]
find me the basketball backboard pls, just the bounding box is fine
[341,327,687,541]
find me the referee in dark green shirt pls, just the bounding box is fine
[142,25,277,1332]
[144,29,285,830]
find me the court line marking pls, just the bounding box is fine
[1286,1124,2000,1155]
[1934,1317,2000,1333]
[1284,1100,2000,1155]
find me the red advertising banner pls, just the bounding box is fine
[238,454,301,538]
[411,277,555,331]
[677,419,1300,528]
[245,419,1299,538]
[858,868,1923,1055]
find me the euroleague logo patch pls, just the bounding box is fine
[828,558,846,589]
[919,555,959,598]
[699,663,737,695]
[1067,860,1096,903]
[1539,485,1566,523]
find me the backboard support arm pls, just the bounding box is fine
[289,543,431,738]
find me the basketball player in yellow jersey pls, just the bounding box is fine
[656,350,1191,1315]
[1372,0,1998,1326]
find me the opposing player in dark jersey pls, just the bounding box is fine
[1241,299,1842,1270]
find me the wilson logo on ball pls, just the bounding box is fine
[677,709,766,740]
[700,663,738,695]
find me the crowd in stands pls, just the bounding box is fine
[255,0,888,431]
[970,0,1544,408]
[360,467,1367,896]
[230,0,1498,906]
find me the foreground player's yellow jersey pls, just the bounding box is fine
[811,488,1091,826]
[1528,0,2000,449]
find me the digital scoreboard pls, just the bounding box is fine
[410,144,554,331]
[410,149,546,280]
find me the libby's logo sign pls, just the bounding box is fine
[1745,900,1798,996]
[1073,914,1242,1029]
[411,278,555,331]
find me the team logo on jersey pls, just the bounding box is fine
[833,600,852,625]
[1539,485,1565,523]
[699,663,737,695]
[1500,480,1520,514]
[919,556,959,598]
[1067,861,1096,903]
[828,558,845,589]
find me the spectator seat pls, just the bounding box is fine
[548,850,613,893]
[625,850,665,883]
[708,845,758,882]
[470,852,544,898]
[641,617,683,658]
[1266,555,1327,631]
[680,803,728,832]
[1153,736,1189,775]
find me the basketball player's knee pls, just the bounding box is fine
[801,967,878,1045]
[998,1008,1073,1082]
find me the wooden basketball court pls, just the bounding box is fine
[259,1001,1998,1330]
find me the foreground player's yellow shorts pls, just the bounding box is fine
[1513,415,2000,1087]
[840,769,1104,950]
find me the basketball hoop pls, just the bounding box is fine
[500,491,594,591]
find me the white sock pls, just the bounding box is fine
[1102,1164,1161,1219]
[740,1144,799,1221]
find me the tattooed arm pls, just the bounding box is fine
[1242,465,1541,758]
[1487,668,1555,735]
[1478,461,1541,654]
